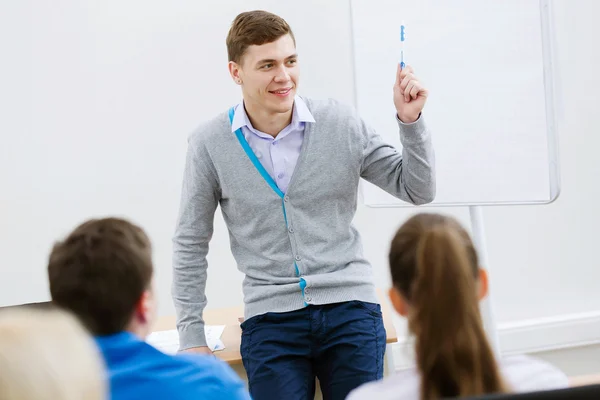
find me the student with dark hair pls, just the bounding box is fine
[48,217,250,400]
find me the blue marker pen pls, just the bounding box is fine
[400,22,406,69]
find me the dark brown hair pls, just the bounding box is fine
[389,213,506,399]
[48,218,153,335]
[226,10,295,64]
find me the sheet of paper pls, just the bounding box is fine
[206,325,226,351]
[146,325,226,354]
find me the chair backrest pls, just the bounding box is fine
[457,384,600,400]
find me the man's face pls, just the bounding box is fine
[232,34,299,115]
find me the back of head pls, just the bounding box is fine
[48,217,153,335]
[226,10,295,64]
[0,307,105,400]
[389,213,506,399]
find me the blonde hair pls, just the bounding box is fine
[0,307,106,400]
[389,213,507,399]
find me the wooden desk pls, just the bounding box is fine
[153,289,398,367]
[570,374,600,387]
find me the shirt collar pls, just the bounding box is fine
[94,331,138,348]
[293,96,316,124]
[230,95,315,133]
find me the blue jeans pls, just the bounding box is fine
[240,300,386,400]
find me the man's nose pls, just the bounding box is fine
[274,64,291,82]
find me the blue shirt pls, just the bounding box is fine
[230,96,316,193]
[95,332,250,400]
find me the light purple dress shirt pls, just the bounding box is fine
[230,96,316,194]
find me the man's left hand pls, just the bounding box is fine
[393,64,428,123]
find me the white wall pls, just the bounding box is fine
[1,0,599,359]
[483,0,600,322]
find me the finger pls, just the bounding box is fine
[404,81,415,102]
[400,73,415,91]
[399,65,414,80]
[395,63,402,86]
[409,82,420,100]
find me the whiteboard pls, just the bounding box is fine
[351,0,561,206]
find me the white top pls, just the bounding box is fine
[347,355,569,400]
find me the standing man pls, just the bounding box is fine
[173,10,435,400]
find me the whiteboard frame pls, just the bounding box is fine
[350,0,561,208]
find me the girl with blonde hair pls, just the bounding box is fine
[0,307,106,400]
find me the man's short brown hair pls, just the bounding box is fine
[226,10,296,64]
[47,218,153,335]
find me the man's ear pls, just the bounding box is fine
[228,61,243,85]
[134,290,152,323]
[388,286,409,317]
[478,268,489,300]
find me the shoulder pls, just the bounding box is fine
[301,96,360,122]
[301,96,370,149]
[188,110,232,151]
[347,369,420,400]
[500,354,570,392]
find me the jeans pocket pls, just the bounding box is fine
[353,300,383,318]
[240,313,267,333]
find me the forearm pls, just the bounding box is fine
[360,114,436,205]
[172,231,210,349]
[396,115,436,204]
[172,141,219,349]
